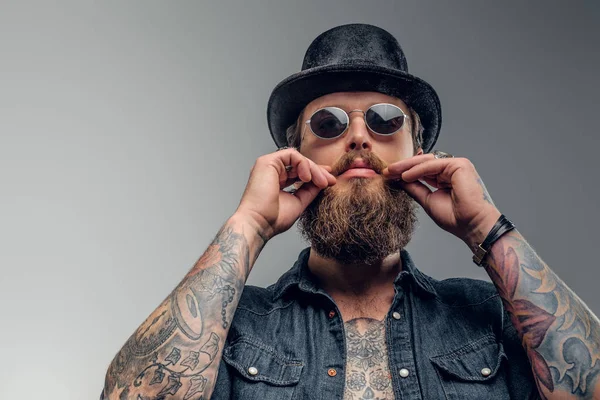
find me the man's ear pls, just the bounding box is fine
[416,147,424,156]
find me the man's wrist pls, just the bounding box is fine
[229,211,271,248]
[462,209,503,252]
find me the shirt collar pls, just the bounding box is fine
[272,247,438,301]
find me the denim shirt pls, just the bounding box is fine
[212,248,538,399]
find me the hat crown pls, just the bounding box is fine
[301,24,408,72]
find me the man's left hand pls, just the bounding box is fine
[382,154,502,249]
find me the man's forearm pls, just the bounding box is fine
[483,229,600,399]
[102,213,266,399]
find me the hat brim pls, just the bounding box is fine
[267,64,442,153]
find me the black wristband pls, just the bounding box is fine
[472,214,516,266]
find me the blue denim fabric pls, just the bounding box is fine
[212,248,538,399]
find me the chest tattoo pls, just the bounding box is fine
[344,318,394,400]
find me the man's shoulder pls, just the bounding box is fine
[418,274,512,340]
[425,274,500,307]
[402,249,500,307]
[236,284,283,314]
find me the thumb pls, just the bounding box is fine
[400,180,432,210]
[293,182,322,210]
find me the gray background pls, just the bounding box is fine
[0,1,598,398]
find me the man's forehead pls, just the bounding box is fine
[305,91,409,113]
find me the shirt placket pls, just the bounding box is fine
[387,286,423,400]
[318,295,347,400]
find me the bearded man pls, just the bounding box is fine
[102,24,600,400]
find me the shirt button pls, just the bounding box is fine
[248,367,258,376]
[328,310,336,319]
[327,368,337,377]
[481,367,492,377]
[399,368,409,378]
[392,312,401,320]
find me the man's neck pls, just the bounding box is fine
[307,248,402,321]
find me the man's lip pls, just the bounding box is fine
[344,159,380,175]
[340,168,378,178]
[349,159,371,170]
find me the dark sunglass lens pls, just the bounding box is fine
[366,104,405,134]
[310,108,348,138]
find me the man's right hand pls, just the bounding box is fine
[102,149,335,400]
[235,148,337,241]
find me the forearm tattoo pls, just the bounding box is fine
[102,224,257,399]
[485,231,600,399]
[344,318,393,400]
[476,177,495,206]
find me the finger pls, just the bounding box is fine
[296,158,312,183]
[421,175,442,189]
[401,159,455,183]
[385,154,434,174]
[278,168,298,187]
[275,149,331,188]
[280,176,301,190]
[399,180,432,209]
[275,149,312,182]
[318,165,337,186]
[292,181,322,209]
[280,171,330,191]
[308,160,329,188]
[286,169,299,179]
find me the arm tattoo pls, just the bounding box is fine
[103,222,262,399]
[485,230,600,399]
[476,177,495,206]
[344,318,393,400]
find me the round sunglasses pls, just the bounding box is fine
[305,103,408,140]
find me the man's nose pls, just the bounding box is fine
[345,113,372,152]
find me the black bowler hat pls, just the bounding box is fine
[267,23,442,153]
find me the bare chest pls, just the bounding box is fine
[343,318,394,400]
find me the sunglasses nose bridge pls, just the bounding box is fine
[344,110,374,152]
[347,109,367,126]
[348,109,366,115]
